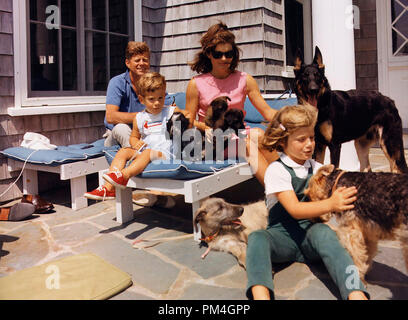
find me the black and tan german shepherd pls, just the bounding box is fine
[294,46,408,173]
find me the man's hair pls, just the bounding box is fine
[136,72,166,96]
[125,41,150,60]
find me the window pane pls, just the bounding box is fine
[61,0,76,27]
[110,35,128,78]
[30,0,58,22]
[391,0,408,56]
[86,32,108,91]
[109,0,128,34]
[62,29,77,90]
[85,0,106,31]
[30,23,59,91]
[285,0,304,65]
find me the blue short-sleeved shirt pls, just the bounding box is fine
[104,70,173,130]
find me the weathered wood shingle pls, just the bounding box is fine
[142,0,286,93]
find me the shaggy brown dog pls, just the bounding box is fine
[305,164,408,280]
[193,198,268,268]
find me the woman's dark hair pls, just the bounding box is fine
[189,22,240,74]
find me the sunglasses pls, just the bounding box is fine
[211,49,235,59]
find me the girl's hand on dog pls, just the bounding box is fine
[329,186,357,212]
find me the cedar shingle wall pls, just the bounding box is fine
[353,0,378,91]
[142,0,286,94]
[0,0,105,203]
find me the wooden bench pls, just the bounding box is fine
[8,156,109,210]
[113,162,254,241]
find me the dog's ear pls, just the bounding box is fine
[193,208,206,232]
[319,164,335,176]
[313,46,325,70]
[294,48,303,73]
[204,107,214,127]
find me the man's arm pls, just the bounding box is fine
[105,104,138,125]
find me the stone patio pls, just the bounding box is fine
[0,148,407,300]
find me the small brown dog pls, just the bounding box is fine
[305,164,408,280]
[193,198,268,268]
[205,96,231,129]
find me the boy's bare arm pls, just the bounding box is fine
[129,117,145,150]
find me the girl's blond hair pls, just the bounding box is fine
[262,105,317,152]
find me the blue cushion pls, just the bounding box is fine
[168,92,186,110]
[244,97,298,123]
[104,146,237,180]
[245,122,267,131]
[1,139,106,167]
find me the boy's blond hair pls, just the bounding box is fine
[262,105,318,152]
[136,72,166,96]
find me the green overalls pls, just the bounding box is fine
[246,160,368,300]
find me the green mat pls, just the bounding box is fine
[0,253,132,300]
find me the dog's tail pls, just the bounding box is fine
[379,98,408,174]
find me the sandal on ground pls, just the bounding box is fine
[0,203,36,221]
[21,194,54,214]
[132,193,176,209]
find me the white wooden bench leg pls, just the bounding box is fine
[23,169,38,195]
[192,201,202,242]
[98,169,108,187]
[116,187,133,224]
[70,176,88,211]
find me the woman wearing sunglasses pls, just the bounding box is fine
[186,22,279,185]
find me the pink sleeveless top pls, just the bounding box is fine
[194,71,248,122]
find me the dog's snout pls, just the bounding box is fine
[238,206,244,215]
[308,83,319,93]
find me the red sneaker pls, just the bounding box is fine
[103,170,129,189]
[84,186,115,201]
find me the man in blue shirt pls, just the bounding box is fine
[104,41,172,147]
[87,41,176,208]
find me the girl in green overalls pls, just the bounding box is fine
[246,105,369,300]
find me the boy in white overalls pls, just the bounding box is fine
[102,72,190,189]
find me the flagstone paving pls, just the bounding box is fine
[0,148,407,300]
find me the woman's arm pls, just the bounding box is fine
[246,74,277,122]
[276,186,358,220]
[185,78,209,131]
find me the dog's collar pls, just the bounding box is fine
[331,170,347,194]
[200,230,220,243]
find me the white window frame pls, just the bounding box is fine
[282,0,313,78]
[9,0,142,116]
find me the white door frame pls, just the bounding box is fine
[376,0,408,96]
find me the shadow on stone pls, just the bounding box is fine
[0,235,19,259]
[366,261,408,300]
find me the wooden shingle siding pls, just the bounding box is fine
[142,0,286,93]
[353,0,378,91]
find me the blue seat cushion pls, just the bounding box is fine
[104,146,238,180]
[244,97,298,123]
[1,139,106,167]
